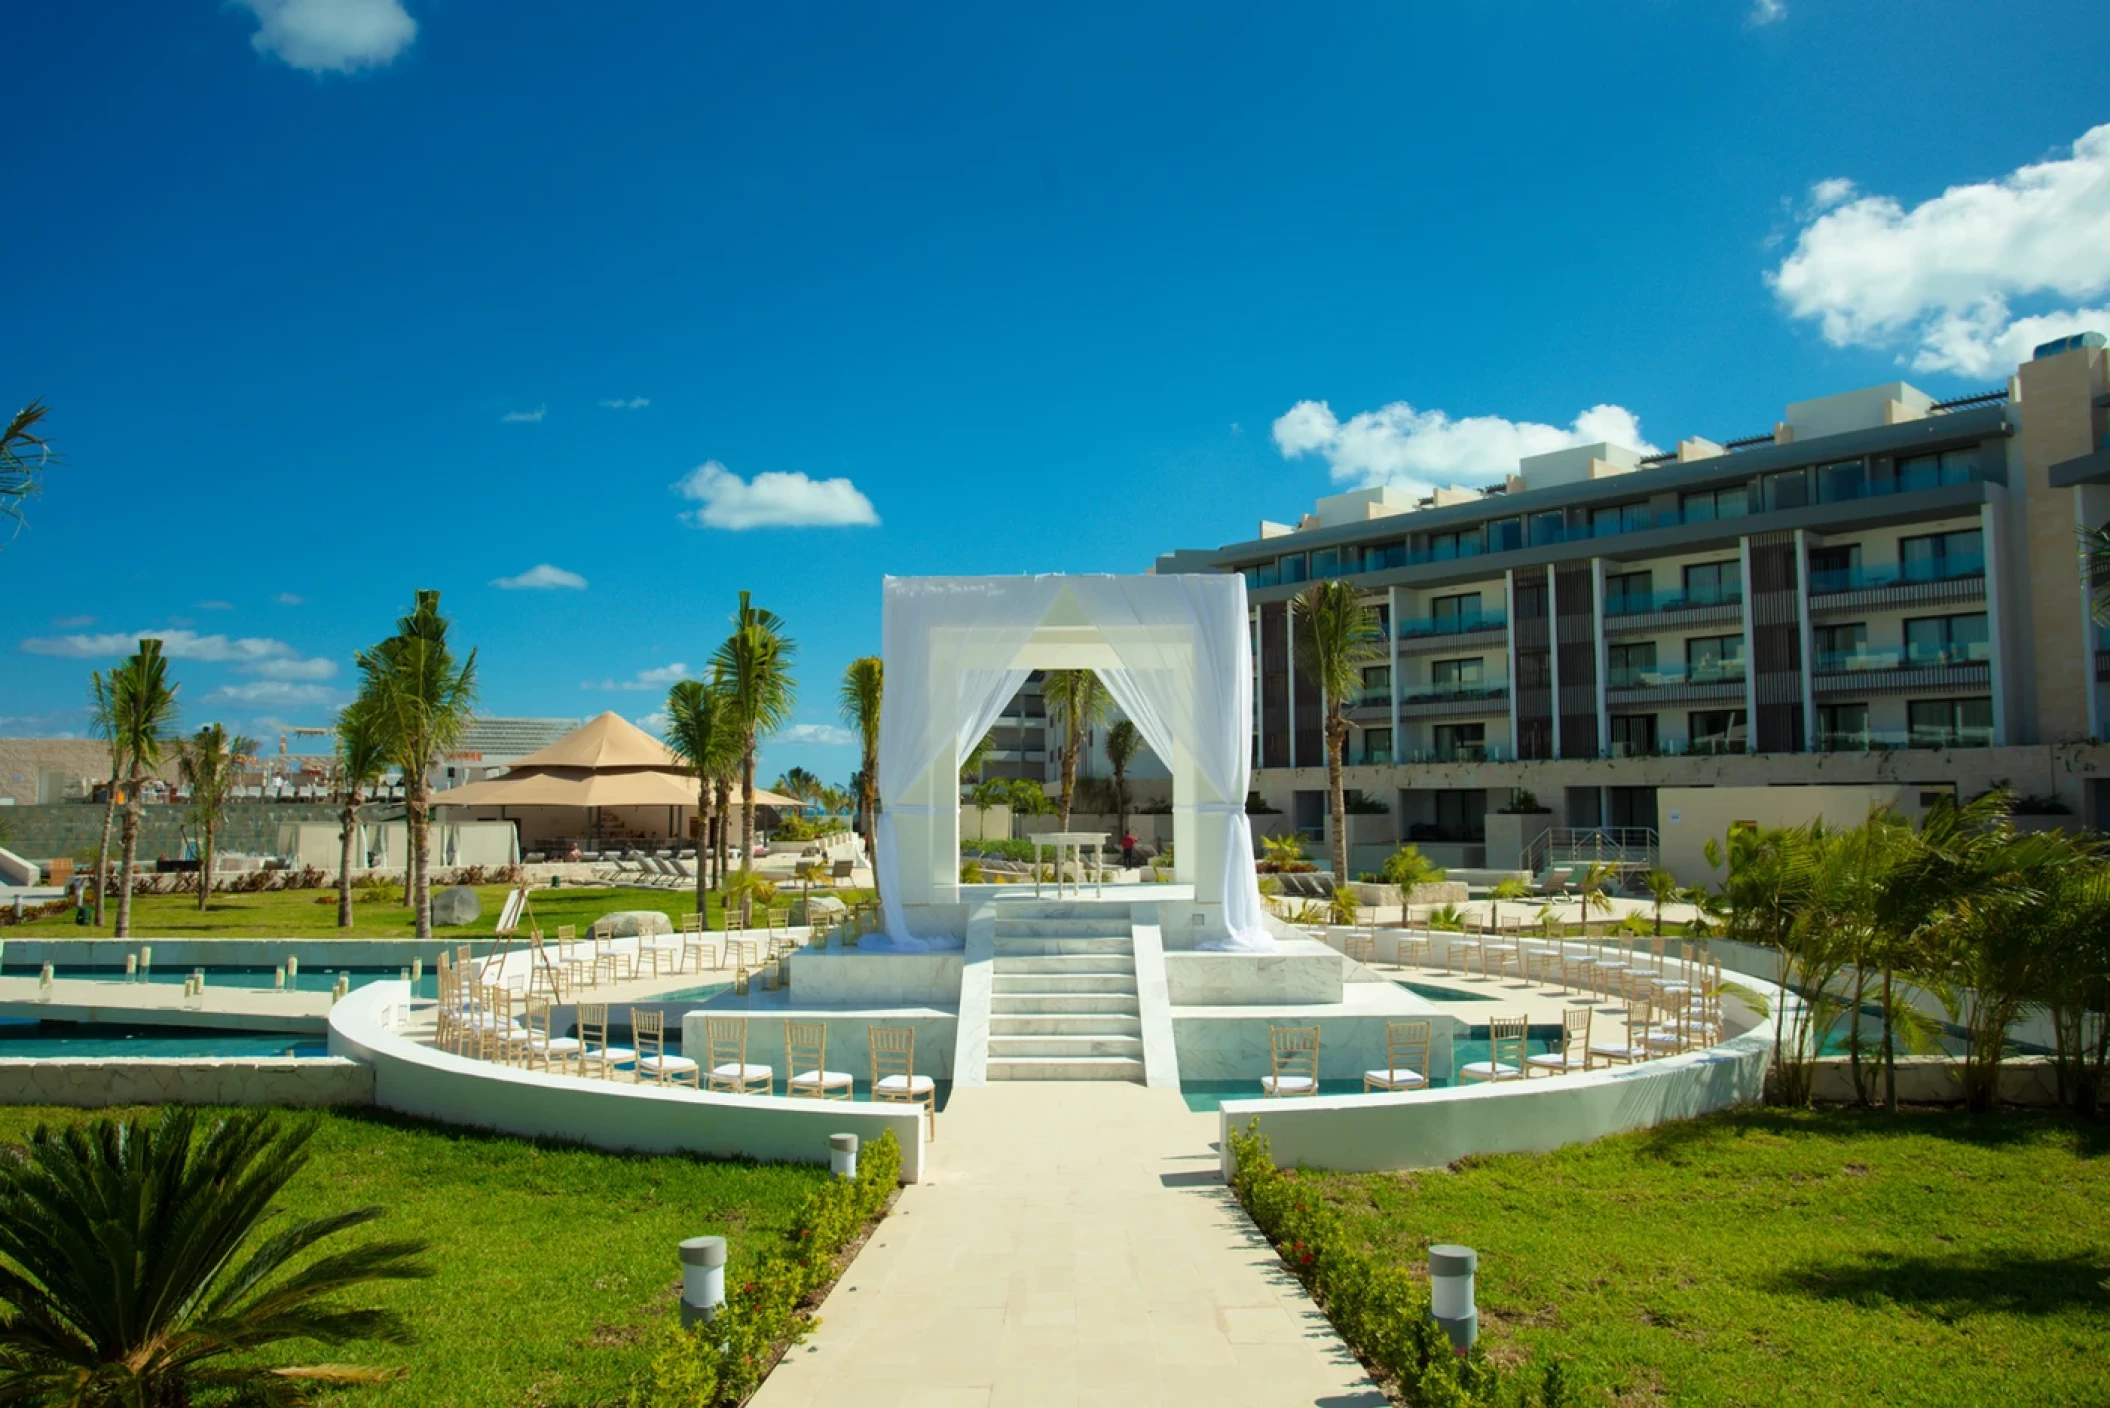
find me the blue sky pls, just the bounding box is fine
[5,1,2108,786]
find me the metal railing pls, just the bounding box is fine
[1522,826,1661,875]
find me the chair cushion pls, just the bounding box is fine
[1260,1074,1316,1093]
[1364,1067,1426,1087]
[1526,1052,1585,1069]
[790,1069,856,1087]
[1460,1061,1521,1078]
[712,1062,773,1080]
[1587,1043,1644,1059]
[596,1045,638,1062]
[639,1055,700,1074]
[544,1037,584,1054]
[876,1073,935,1094]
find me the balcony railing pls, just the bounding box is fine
[1809,555,1985,594]
[1817,728,1993,752]
[1400,744,1514,764]
[1814,645,1991,674]
[1607,662,1746,689]
[1604,588,1743,618]
[1350,747,1394,766]
[1400,681,1510,705]
[1397,610,1507,639]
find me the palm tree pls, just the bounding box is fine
[713,591,797,925]
[178,724,259,912]
[0,398,55,550]
[87,670,121,927]
[1104,719,1142,840]
[0,1108,430,1405]
[1292,581,1384,884]
[1041,670,1108,831]
[835,662,877,861]
[108,640,180,940]
[665,679,739,919]
[774,765,823,816]
[967,777,1009,842]
[356,591,478,939]
[334,698,391,929]
[1488,875,1531,935]
[957,729,996,784]
[1644,868,1679,936]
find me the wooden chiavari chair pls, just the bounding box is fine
[634,1009,701,1086]
[1364,1020,1430,1093]
[1526,1007,1592,1076]
[1460,1014,1528,1083]
[705,1016,773,1095]
[785,1020,854,1099]
[869,1025,935,1136]
[1260,1024,1320,1097]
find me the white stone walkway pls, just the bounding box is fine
[753,1083,1384,1408]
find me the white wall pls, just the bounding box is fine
[0,1057,373,1108]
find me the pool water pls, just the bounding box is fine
[2,964,442,1000]
[1394,979,1503,1003]
[1178,1031,1557,1112]
[0,1019,327,1060]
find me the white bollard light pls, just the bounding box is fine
[126,954,138,981]
[140,945,152,979]
[286,955,298,983]
[1428,1244,1477,1356]
[275,966,286,990]
[412,958,423,984]
[38,963,54,1003]
[829,1133,859,1179]
[679,1235,727,1327]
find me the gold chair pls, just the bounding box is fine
[705,1017,774,1095]
[1342,930,1377,966]
[433,963,463,1053]
[1526,1007,1592,1077]
[634,1009,701,1086]
[869,1025,935,1136]
[1396,930,1432,969]
[1363,1020,1430,1092]
[476,984,521,1064]
[1459,1014,1528,1083]
[1587,1000,1654,1067]
[724,937,760,973]
[1261,1024,1320,1097]
[784,1020,854,1100]
[521,996,583,1073]
[575,1002,637,1080]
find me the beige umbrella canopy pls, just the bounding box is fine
[427,711,798,809]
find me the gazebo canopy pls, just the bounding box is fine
[428,711,797,809]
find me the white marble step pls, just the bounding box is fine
[993,954,1136,976]
[988,1012,1142,1037]
[988,992,1140,1015]
[991,972,1137,995]
[991,936,1133,957]
[992,918,1129,938]
[987,1033,1143,1058]
[986,1054,1146,1081]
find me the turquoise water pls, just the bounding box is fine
[3,964,441,999]
[1395,979,1502,1003]
[0,1019,326,1059]
[650,982,736,1003]
[1178,1031,1557,1112]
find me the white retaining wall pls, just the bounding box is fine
[0,1057,373,1108]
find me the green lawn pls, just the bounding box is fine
[1297,1108,2110,1408]
[1,883,876,940]
[0,1105,830,1407]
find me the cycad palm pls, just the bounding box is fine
[1292,581,1384,883]
[108,641,180,940]
[178,724,259,912]
[333,698,391,929]
[713,591,797,924]
[0,1108,430,1406]
[665,679,739,918]
[1042,670,1108,831]
[356,591,477,939]
[838,657,882,860]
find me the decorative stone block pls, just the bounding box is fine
[430,886,481,927]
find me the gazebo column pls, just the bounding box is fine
[1172,736,1233,943]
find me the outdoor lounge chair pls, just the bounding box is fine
[1364,1020,1430,1092]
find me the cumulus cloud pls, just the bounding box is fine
[500,405,547,424]
[1748,0,1785,25]
[583,663,693,691]
[673,460,880,531]
[205,680,342,708]
[234,0,417,74]
[275,593,305,606]
[636,711,671,734]
[20,629,302,664]
[1808,177,1857,212]
[49,614,94,629]
[1769,123,2110,377]
[1272,399,1657,498]
[491,563,588,590]
[598,397,650,410]
[774,723,854,747]
[248,657,339,682]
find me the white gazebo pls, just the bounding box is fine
[874,574,1273,952]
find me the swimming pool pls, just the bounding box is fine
[1394,979,1503,1003]
[1,963,442,999]
[0,1019,327,1060]
[1178,1030,1558,1111]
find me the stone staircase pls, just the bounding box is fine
[986,903,1145,1081]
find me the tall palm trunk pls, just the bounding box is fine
[694,784,711,918]
[1881,964,1899,1114]
[738,745,757,925]
[115,770,143,939]
[1325,704,1349,883]
[93,773,118,927]
[1058,741,1079,832]
[337,789,360,929]
[713,777,731,894]
[409,785,432,938]
[197,815,214,912]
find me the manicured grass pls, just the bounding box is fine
[1,883,876,940]
[1296,1107,2110,1408]
[0,1105,831,1407]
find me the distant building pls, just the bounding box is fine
[431,717,583,790]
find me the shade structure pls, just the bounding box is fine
[427,712,797,810]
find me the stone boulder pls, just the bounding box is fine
[599,909,673,938]
[791,893,848,926]
[430,886,481,927]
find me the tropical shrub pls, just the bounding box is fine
[1380,844,1447,890]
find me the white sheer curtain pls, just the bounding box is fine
[874,576,1064,951]
[1065,575,1274,951]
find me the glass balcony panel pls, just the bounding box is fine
[1809,552,1985,594]
[1397,608,1507,638]
[1606,661,1746,688]
[1603,587,1744,617]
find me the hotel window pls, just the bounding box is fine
[1487,517,1523,553]
[1604,570,1653,616]
[1277,551,1309,584]
[1367,539,1408,571]
[1607,641,1657,688]
[1591,501,1650,538]
[1311,547,1341,579]
[1903,612,1990,667]
[1432,723,1486,761]
[1908,697,1993,748]
[1816,459,1867,502]
[1360,727,1393,766]
[1430,657,1486,692]
[1433,785,1488,838]
[1528,511,1564,547]
[1372,602,1390,636]
[1682,560,1742,607]
[1818,702,1869,750]
[1686,634,1744,682]
[1681,485,1749,522]
[1242,561,1280,590]
[1689,709,1748,754]
[1815,622,1869,670]
[1763,468,1812,512]
[1899,529,1983,582]
[1359,665,1392,704]
[1893,449,1979,492]
[1808,542,1861,592]
[1430,592,1483,632]
[1429,527,1482,561]
[1609,714,1657,757]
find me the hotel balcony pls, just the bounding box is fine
[1811,646,1992,698]
[1808,557,1986,617]
[1604,662,1746,709]
[1395,609,1508,657]
[1602,587,1744,637]
[1397,680,1511,721]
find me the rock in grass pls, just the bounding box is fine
[431,886,481,927]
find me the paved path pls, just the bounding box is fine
[753,1083,1383,1408]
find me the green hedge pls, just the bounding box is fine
[632,1130,903,1407]
[1226,1121,1569,1408]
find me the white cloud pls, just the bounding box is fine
[50,614,94,628]
[598,396,651,410]
[199,600,235,611]
[583,663,693,691]
[247,656,339,682]
[1272,399,1657,498]
[234,0,417,74]
[204,680,341,708]
[275,593,305,606]
[500,405,547,424]
[491,563,588,590]
[774,723,854,747]
[1808,177,1857,212]
[673,460,880,531]
[19,629,301,664]
[1770,123,2110,377]
[636,711,671,734]
[1748,0,1785,25]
